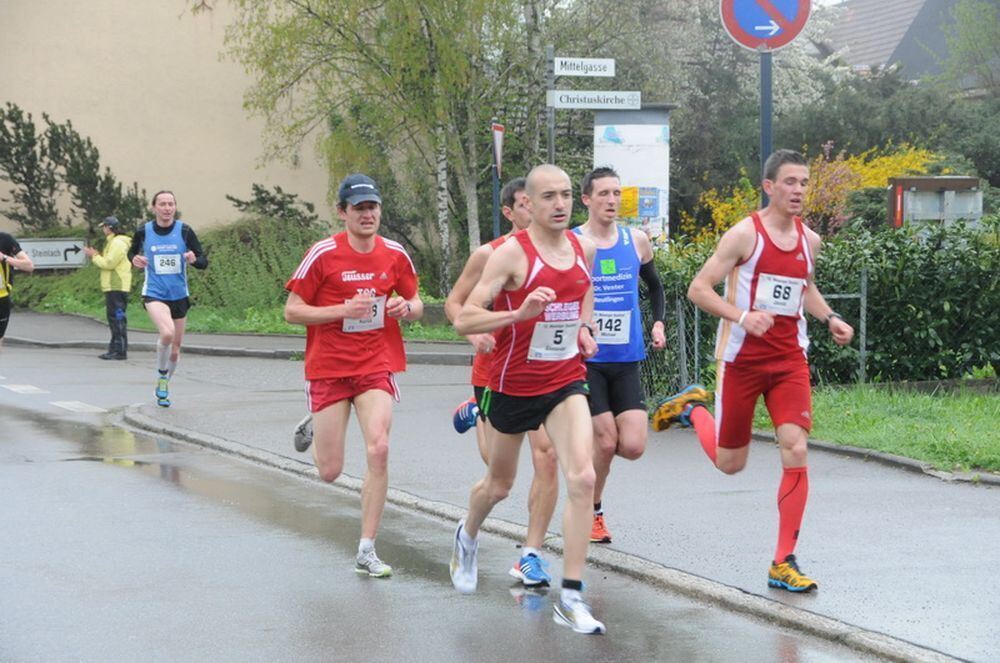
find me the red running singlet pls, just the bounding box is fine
[488,229,591,396]
[715,213,814,364]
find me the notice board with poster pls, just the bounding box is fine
[593,107,672,245]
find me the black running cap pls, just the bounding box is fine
[102,216,121,230]
[338,174,382,206]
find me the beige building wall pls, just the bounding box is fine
[0,0,332,233]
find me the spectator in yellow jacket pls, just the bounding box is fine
[84,217,132,360]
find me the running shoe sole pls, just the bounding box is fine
[508,565,550,588]
[768,578,817,592]
[552,603,606,635]
[355,566,392,578]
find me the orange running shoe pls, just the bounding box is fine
[590,514,612,543]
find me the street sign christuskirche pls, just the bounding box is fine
[720,0,811,52]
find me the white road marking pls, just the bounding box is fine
[51,401,107,413]
[1,384,50,394]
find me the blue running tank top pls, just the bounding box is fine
[574,224,645,362]
[141,220,189,300]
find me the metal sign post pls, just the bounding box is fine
[720,0,811,205]
[546,45,555,163]
[491,119,505,239]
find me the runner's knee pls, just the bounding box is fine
[564,465,596,501]
[317,460,343,483]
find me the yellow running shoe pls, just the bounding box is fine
[652,385,712,431]
[768,554,818,592]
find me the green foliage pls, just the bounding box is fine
[943,0,1000,97]
[652,222,1000,384]
[845,188,890,231]
[46,118,147,231]
[226,184,320,228]
[811,221,999,383]
[0,103,60,230]
[186,214,327,310]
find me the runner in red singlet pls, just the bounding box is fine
[448,165,607,635]
[444,177,559,589]
[655,150,854,592]
[284,173,424,579]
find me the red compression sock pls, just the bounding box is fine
[775,466,809,563]
[689,404,718,464]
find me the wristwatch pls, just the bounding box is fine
[580,322,596,335]
[825,312,843,324]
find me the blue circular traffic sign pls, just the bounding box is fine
[720,0,811,52]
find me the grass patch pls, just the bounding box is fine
[753,385,1000,473]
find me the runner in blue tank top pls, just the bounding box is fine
[573,167,666,544]
[128,191,208,407]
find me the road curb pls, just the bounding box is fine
[6,337,471,365]
[751,432,1000,487]
[122,407,959,663]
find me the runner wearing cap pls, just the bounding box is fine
[128,191,208,406]
[85,216,132,360]
[285,173,424,578]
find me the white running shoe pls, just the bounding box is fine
[293,414,313,453]
[355,549,393,578]
[553,594,606,634]
[449,520,478,594]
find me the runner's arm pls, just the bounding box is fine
[284,291,375,326]
[128,226,146,267]
[688,219,774,337]
[181,226,208,269]
[2,249,34,272]
[445,246,490,323]
[455,242,526,335]
[802,230,854,346]
[633,229,666,348]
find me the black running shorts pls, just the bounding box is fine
[143,296,191,320]
[482,381,589,435]
[585,361,646,416]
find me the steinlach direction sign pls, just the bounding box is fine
[547,90,641,110]
[19,238,86,270]
[554,57,616,77]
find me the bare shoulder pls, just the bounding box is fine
[575,233,597,263]
[629,226,653,260]
[717,216,757,260]
[802,224,822,254]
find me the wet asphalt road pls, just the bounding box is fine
[2,344,997,660]
[0,407,868,662]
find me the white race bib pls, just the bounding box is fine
[153,253,182,275]
[527,321,580,361]
[754,273,805,316]
[343,295,386,333]
[593,310,631,345]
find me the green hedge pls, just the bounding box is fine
[654,218,1000,384]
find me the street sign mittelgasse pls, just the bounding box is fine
[720,0,811,52]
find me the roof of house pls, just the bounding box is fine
[825,0,958,78]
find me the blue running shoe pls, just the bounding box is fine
[508,553,551,587]
[452,398,479,434]
[155,375,169,400]
[157,396,171,408]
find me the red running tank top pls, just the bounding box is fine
[715,212,814,364]
[488,229,591,396]
[471,235,512,387]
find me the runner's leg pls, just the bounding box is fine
[311,399,351,483]
[541,394,595,582]
[524,427,558,549]
[352,388,394,540]
[463,422,524,539]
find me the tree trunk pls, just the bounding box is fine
[523,0,544,163]
[463,100,481,253]
[435,124,451,295]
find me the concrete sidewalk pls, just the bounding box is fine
[11,311,998,661]
[7,310,472,364]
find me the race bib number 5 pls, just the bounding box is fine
[754,273,805,316]
[527,321,581,361]
[153,253,181,275]
[343,295,386,333]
